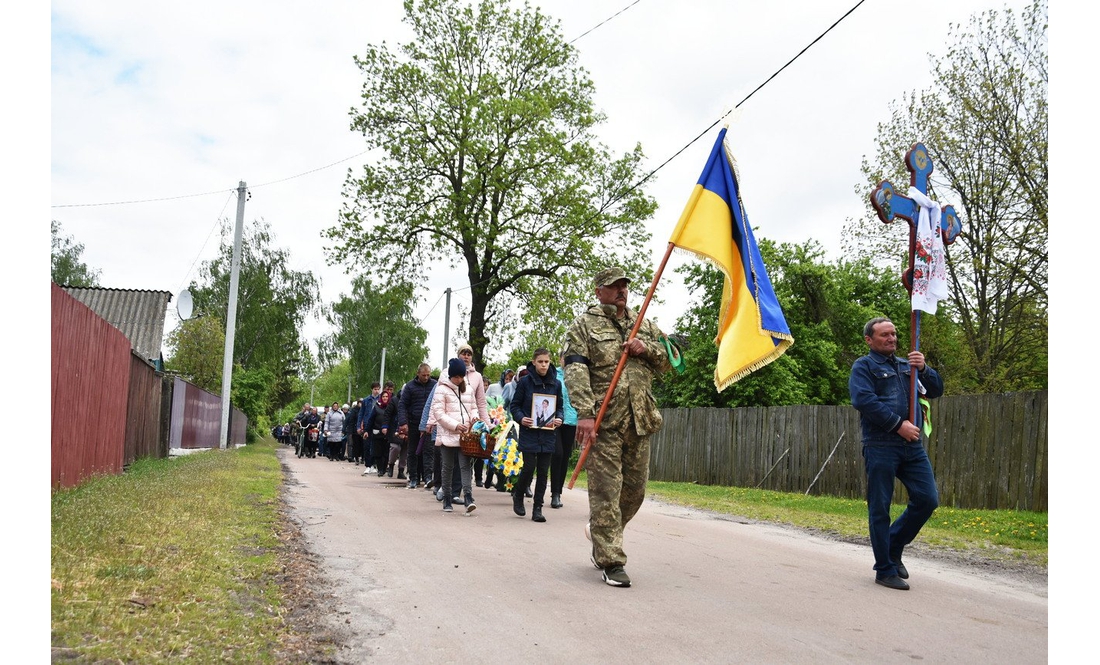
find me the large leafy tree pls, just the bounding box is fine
[51,220,101,287]
[185,219,319,418]
[322,275,430,395]
[324,0,657,368]
[843,0,1047,392]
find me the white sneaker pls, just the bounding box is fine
[362,468,373,476]
[585,522,592,541]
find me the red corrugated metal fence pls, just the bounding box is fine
[52,284,132,488]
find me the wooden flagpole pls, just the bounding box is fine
[567,242,677,490]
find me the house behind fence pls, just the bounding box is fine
[649,392,1047,512]
[51,284,247,489]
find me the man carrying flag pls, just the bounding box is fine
[563,267,671,588]
[564,127,793,587]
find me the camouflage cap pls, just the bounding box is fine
[593,266,631,288]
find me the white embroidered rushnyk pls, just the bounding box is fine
[907,187,949,314]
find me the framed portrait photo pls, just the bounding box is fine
[531,393,557,430]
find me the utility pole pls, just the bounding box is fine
[441,287,452,369]
[219,181,246,449]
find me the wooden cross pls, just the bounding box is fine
[868,142,963,422]
[869,142,962,292]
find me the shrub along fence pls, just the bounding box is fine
[648,391,1046,512]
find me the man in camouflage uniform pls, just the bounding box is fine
[563,266,671,588]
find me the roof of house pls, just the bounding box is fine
[60,286,173,364]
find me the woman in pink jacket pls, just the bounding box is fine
[431,357,489,514]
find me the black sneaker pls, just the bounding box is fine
[513,490,526,517]
[465,493,476,514]
[895,559,909,579]
[875,575,909,591]
[442,499,453,513]
[602,565,631,587]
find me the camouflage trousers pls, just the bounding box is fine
[586,424,650,568]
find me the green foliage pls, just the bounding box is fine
[165,316,227,393]
[51,220,101,287]
[325,0,657,367]
[844,0,1047,392]
[186,219,319,419]
[656,239,917,408]
[322,275,430,396]
[231,365,277,428]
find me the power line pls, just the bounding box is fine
[599,0,870,212]
[176,190,236,295]
[570,0,644,44]
[50,150,372,209]
[51,186,234,209]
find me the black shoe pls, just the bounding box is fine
[387,465,395,477]
[397,470,406,480]
[495,483,506,492]
[465,492,476,514]
[513,490,526,517]
[525,488,533,498]
[532,506,545,523]
[550,493,562,509]
[483,478,493,489]
[875,575,910,591]
[896,560,909,579]
[442,499,453,513]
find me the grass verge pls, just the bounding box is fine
[51,440,302,663]
[644,481,1048,569]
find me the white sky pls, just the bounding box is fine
[46,0,1038,371]
[15,0,1092,650]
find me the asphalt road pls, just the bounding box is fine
[278,447,1047,664]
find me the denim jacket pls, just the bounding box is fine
[849,350,943,446]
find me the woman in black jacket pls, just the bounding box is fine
[508,348,564,523]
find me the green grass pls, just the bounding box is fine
[51,440,296,663]
[644,481,1048,568]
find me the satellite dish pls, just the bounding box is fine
[177,289,194,320]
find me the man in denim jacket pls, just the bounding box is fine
[849,317,944,591]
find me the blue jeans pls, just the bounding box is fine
[863,444,939,578]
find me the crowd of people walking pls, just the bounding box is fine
[281,344,580,521]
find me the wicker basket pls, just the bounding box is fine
[459,430,495,459]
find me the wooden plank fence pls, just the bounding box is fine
[649,391,1047,511]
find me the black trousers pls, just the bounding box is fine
[517,451,552,507]
[550,424,577,495]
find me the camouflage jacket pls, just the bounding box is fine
[563,304,671,436]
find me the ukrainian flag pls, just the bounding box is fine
[669,128,792,391]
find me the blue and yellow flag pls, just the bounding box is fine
[669,128,793,391]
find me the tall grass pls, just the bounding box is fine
[51,443,291,662]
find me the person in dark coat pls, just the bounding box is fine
[366,384,396,476]
[397,363,438,489]
[345,400,362,463]
[508,348,564,523]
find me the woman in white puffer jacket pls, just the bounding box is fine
[431,357,488,514]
